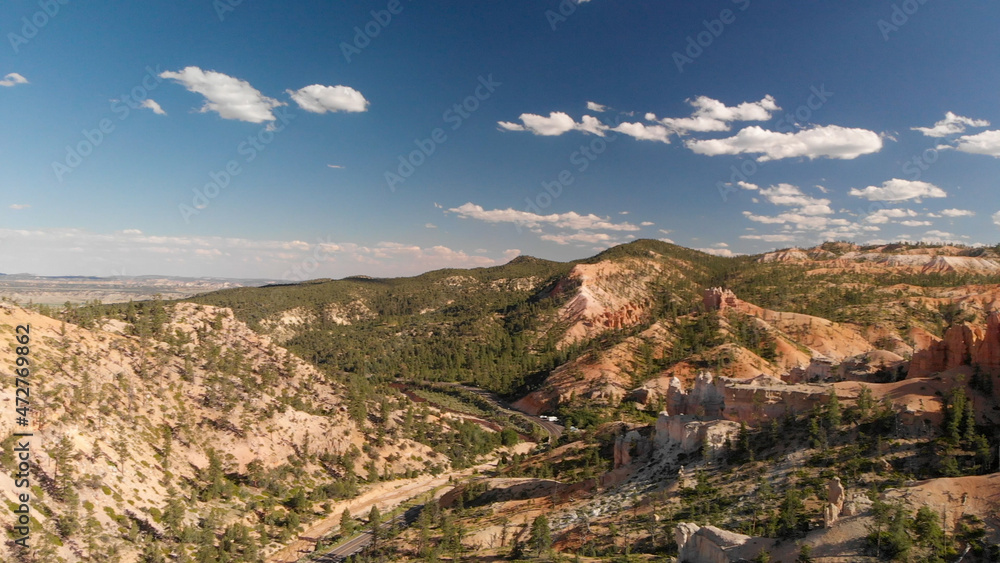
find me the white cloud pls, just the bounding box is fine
[424,223,437,229]
[899,220,932,227]
[9,204,30,210]
[865,208,918,224]
[447,203,639,231]
[740,234,797,242]
[140,99,166,115]
[287,84,369,113]
[586,101,608,112]
[500,111,578,136]
[160,66,284,123]
[912,112,989,137]
[540,232,613,245]
[651,95,779,134]
[500,111,610,137]
[611,122,671,143]
[640,221,654,226]
[658,229,672,235]
[686,124,883,162]
[848,178,947,202]
[658,237,675,244]
[757,184,832,215]
[577,115,609,136]
[697,247,736,257]
[0,73,28,87]
[945,130,1000,157]
[993,211,1000,228]
[737,181,759,191]
[919,230,964,243]
[940,208,974,217]
[327,164,345,169]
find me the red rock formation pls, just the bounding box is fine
[703,287,739,312]
[910,314,1000,379]
[973,311,1000,376]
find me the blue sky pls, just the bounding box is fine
[2,0,999,278]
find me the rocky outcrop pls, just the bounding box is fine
[613,429,644,468]
[703,287,740,312]
[675,523,767,563]
[824,477,846,527]
[909,312,1000,380]
[654,414,740,458]
[551,260,658,347]
[636,372,834,424]
[975,312,1000,376]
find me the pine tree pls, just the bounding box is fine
[530,514,552,556]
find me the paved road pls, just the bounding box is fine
[312,505,423,562]
[448,384,564,439]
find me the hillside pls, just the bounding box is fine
[6,239,1000,562]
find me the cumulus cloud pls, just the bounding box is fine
[287,84,369,113]
[740,234,796,242]
[160,66,284,123]
[757,183,833,215]
[140,99,166,115]
[586,101,608,112]
[447,202,639,231]
[940,208,975,217]
[697,247,736,257]
[611,122,671,143]
[944,130,1000,157]
[994,211,1000,228]
[864,208,917,224]
[686,125,883,162]
[919,230,965,243]
[899,220,932,227]
[499,112,578,136]
[848,179,947,202]
[0,73,28,87]
[540,232,612,245]
[649,95,779,134]
[912,112,989,137]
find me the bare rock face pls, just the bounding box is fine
[828,477,846,509]
[973,311,1000,377]
[911,315,1000,379]
[703,287,739,312]
[639,371,834,424]
[842,493,874,517]
[824,477,846,527]
[689,372,727,417]
[613,429,643,469]
[654,414,740,458]
[675,522,754,563]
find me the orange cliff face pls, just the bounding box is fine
[909,311,1000,383]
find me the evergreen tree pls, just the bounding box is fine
[529,514,552,556]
